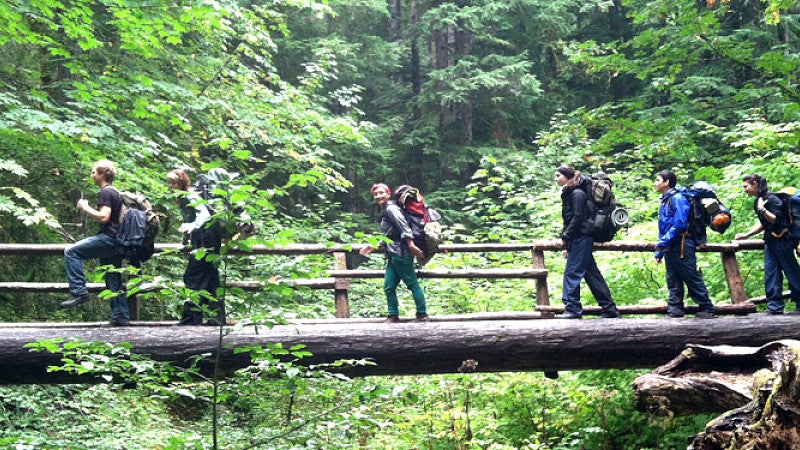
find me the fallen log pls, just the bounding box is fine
[2,315,800,384]
[535,303,756,316]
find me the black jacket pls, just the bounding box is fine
[560,179,593,245]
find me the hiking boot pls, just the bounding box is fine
[667,310,685,318]
[60,293,91,308]
[105,320,131,327]
[695,311,715,319]
[384,315,400,323]
[412,313,430,322]
[599,310,621,319]
[555,312,582,319]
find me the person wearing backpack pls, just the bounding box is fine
[61,159,130,326]
[735,174,800,315]
[554,165,620,319]
[654,170,716,319]
[166,169,224,326]
[359,183,429,323]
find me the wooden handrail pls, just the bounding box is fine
[0,240,767,318]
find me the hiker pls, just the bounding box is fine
[61,159,130,326]
[166,169,224,326]
[653,170,715,319]
[735,174,800,315]
[554,165,620,319]
[359,183,429,322]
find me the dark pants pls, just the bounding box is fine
[664,238,714,315]
[64,233,129,323]
[764,235,800,313]
[181,228,223,325]
[562,234,618,317]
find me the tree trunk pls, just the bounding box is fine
[4,316,800,384]
[672,341,800,449]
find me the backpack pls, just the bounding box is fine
[670,182,732,245]
[392,185,443,265]
[581,172,629,243]
[192,168,255,239]
[113,189,160,264]
[775,187,800,241]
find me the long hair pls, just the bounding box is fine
[743,174,768,198]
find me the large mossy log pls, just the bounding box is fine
[2,316,800,384]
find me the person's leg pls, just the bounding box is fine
[95,234,129,324]
[383,257,402,316]
[583,252,618,315]
[394,255,426,314]
[64,234,111,296]
[561,235,591,317]
[764,240,785,314]
[663,252,686,316]
[674,241,714,313]
[773,237,800,307]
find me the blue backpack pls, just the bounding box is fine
[670,182,732,246]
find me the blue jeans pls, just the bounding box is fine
[664,238,714,315]
[764,236,800,313]
[384,255,426,316]
[562,234,617,317]
[64,233,129,322]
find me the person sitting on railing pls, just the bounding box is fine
[654,170,715,319]
[166,169,224,326]
[60,159,130,326]
[735,174,800,315]
[554,165,620,320]
[360,183,429,323]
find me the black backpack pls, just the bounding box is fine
[775,187,800,241]
[192,169,255,239]
[113,189,160,264]
[581,173,629,243]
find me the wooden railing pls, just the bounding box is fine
[0,240,767,319]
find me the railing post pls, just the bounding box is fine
[531,248,550,306]
[332,252,350,318]
[721,251,748,304]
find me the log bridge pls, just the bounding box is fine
[2,315,799,384]
[0,239,793,384]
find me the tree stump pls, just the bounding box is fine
[633,340,800,449]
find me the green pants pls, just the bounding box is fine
[384,255,426,315]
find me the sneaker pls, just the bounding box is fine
[555,312,582,319]
[60,293,91,308]
[695,311,715,319]
[384,315,400,323]
[412,313,430,322]
[599,311,621,319]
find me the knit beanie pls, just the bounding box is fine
[556,166,576,179]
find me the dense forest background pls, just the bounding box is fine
[1,0,799,448]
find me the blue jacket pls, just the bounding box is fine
[656,188,691,259]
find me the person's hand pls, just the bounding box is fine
[409,242,425,260]
[178,223,194,234]
[76,199,89,211]
[359,245,374,256]
[655,255,663,264]
[756,197,766,211]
